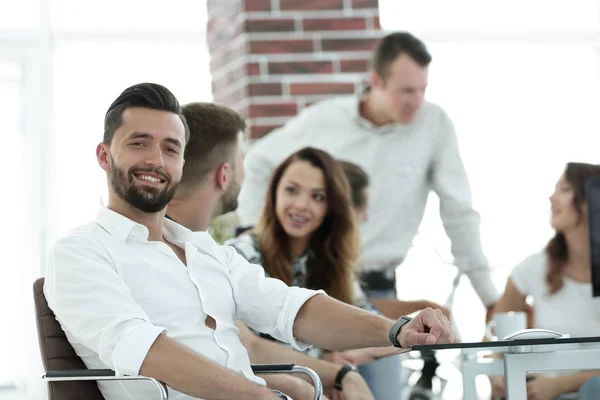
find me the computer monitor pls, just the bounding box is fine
[585,176,600,297]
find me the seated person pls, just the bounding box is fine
[226,148,450,400]
[489,162,600,400]
[167,101,373,399]
[45,83,453,400]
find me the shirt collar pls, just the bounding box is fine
[352,93,423,132]
[95,207,193,244]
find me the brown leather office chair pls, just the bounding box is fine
[33,277,168,400]
[34,277,322,400]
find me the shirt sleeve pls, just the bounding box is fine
[222,245,325,351]
[430,109,500,307]
[44,234,166,376]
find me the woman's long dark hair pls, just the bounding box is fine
[255,147,360,305]
[546,162,600,294]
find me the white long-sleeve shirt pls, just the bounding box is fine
[238,95,500,306]
[45,207,322,400]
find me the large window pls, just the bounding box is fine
[0,1,211,397]
[380,0,600,348]
[0,61,26,389]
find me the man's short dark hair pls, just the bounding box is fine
[372,32,432,80]
[103,82,189,145]
[179,102,246,191]
[339,160,369,208]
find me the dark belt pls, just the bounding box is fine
[359,269,396,291]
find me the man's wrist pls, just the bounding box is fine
[389,316,412,347]
[334,364,358,391]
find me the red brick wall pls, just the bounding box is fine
[206,0,382,140]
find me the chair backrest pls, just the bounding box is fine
[33,277,105,400]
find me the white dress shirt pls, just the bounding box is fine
[237,95,500,306]
[45,207,322,400]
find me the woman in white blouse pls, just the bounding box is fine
[489,162,600,400]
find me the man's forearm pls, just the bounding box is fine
[293,294,396,351]
[238,322,339,387]
[139,334,277,400]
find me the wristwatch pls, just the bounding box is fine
[334,363,358,391]
[389,316,412,348]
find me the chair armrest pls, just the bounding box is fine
[251,364,323,400]
[251,364,294,373]
[42,369,168,400]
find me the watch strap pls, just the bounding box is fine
[389,316,412,348]
[334,363,357,391]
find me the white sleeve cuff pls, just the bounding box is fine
[465,268,501,307]
[111,324,167,376]
[278,288,326,351]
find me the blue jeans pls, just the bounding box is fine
[358,288,404,400]
[577,376,600,400]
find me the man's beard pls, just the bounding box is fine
[109,156,178,213]
[218,179,241,216]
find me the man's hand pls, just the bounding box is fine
[327,371,374,400]
[526,376,560,400]
[397,308,453,348]
[323,349,382,367]
[324,350,359,366]
[423,301,451,320]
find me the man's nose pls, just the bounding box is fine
[146,145,165,167]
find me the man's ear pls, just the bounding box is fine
[369,70,384,90]
[216,162,230,190]
[96,143,111,173]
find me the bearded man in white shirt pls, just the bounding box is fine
[44,82,453,400]
[166,101,374,400]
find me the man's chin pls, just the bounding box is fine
[396,114,416,124]
[132,202,168,214]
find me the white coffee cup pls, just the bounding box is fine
[485,311,527,341]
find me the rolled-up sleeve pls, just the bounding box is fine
[431,110,500,306]
[45,234,166,376]
[223,246,325,351]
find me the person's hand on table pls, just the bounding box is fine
[397,307,453,348]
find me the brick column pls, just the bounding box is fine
[207,0,382,140]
